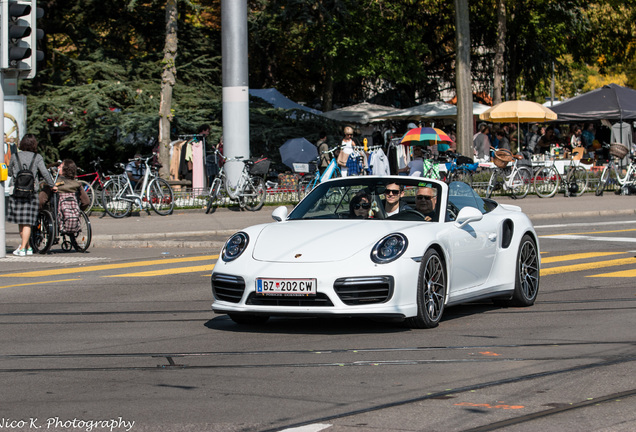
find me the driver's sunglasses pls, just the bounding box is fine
[354,202,371,210]
[385,189,401,195]
[416,195,436,201]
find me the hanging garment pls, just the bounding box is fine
[191,140,205,191]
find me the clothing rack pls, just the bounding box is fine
[173,134,208,190]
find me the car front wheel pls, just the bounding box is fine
[407,248,447,329]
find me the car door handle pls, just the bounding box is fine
[488,233,497,241]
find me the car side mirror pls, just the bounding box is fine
[272,206,288,222]
[454,206,483,228]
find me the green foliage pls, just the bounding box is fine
[16,0,636,172]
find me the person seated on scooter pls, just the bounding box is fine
[39,159,90,211]
[126,153,145,189]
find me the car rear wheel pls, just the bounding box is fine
[229,314,270,325]
[511,234,540,306]
[406,248,446,329]
[495,234,540,307]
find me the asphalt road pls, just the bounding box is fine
[0,211,635,431]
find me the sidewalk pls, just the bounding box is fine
[4,193,636,251]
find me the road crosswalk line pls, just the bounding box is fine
[0,255,218,278]
[541,257,636,276]
[104,264,216,277]
[540,252,624,264]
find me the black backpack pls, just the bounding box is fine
[12,152,37,198]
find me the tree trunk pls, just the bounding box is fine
[322,57,334,112]
[454,0,472,158]
[158,0,178,179]
[493,0,506,105]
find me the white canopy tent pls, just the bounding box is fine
[321,102,400,124]
[371,101,491,121]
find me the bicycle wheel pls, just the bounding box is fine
[510,167,532,199]
[297,174,316,202]
[568,165,588,197]
[70,211,92,252]
[485,169,503,198]
[533,165,559,198]
[101,177,132,218]
[148,178,174,216]
[242,176,266,211]
[78,180,96,214]
[30,210,55,254]
[205,178,222,214]
[449,168,473,186]
[595,165,614,196]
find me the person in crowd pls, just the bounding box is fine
[494,128,510,151]
[582,123,596,150]
[399,146,425,176]
[338,126,358,177]
[525,124,541,153]
[414,184,438,222]
[567,125,583,150]
[126,153,145,188]
[6,134,57,256]
[382,182,409,217]
[536,126,558,154]
[316,131,329,174]
[349,191,373,219]
[473,124,491,162]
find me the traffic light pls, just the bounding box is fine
[1,0,43,78]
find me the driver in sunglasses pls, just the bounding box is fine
[414,185,438,222]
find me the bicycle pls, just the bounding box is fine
[595,143,636,196]
[533,146,590,198]
[441,151,478,185]
[485,148,532,199]
[30,189,92,254]
[205,150,268,213]
[76,157,111,213]
[296,147,342,201]
[100,155,174,218]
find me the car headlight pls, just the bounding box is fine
[222,232,249,262]
[371,233,408,264]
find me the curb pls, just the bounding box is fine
[529,208,636,221]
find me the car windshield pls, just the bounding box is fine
[288,177,444,222]
[447,181,496,215]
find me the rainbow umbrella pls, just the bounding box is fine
[400,127,454,146]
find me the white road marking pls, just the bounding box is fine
[279,424,332,432]
[540,235,636,243]
[535,220,636,229]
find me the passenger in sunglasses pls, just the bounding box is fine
[382,183,410,217]
[414,185,438,222]
[349,191,373,218]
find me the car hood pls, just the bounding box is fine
[251,220,421,263]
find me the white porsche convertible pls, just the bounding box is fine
[211,177,540,328]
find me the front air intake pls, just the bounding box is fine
[334,276,394,305]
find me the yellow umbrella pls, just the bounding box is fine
[479,100,557,123]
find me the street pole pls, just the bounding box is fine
[221,0,250,189]
[1,70,6,258]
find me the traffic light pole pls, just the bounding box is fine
[1,70,6,259]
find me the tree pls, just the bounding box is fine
[158,0,178,178]
[455,0,472,157]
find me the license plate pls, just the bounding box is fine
[256,278,317,296]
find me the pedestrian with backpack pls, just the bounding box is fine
[6,134,56,256]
